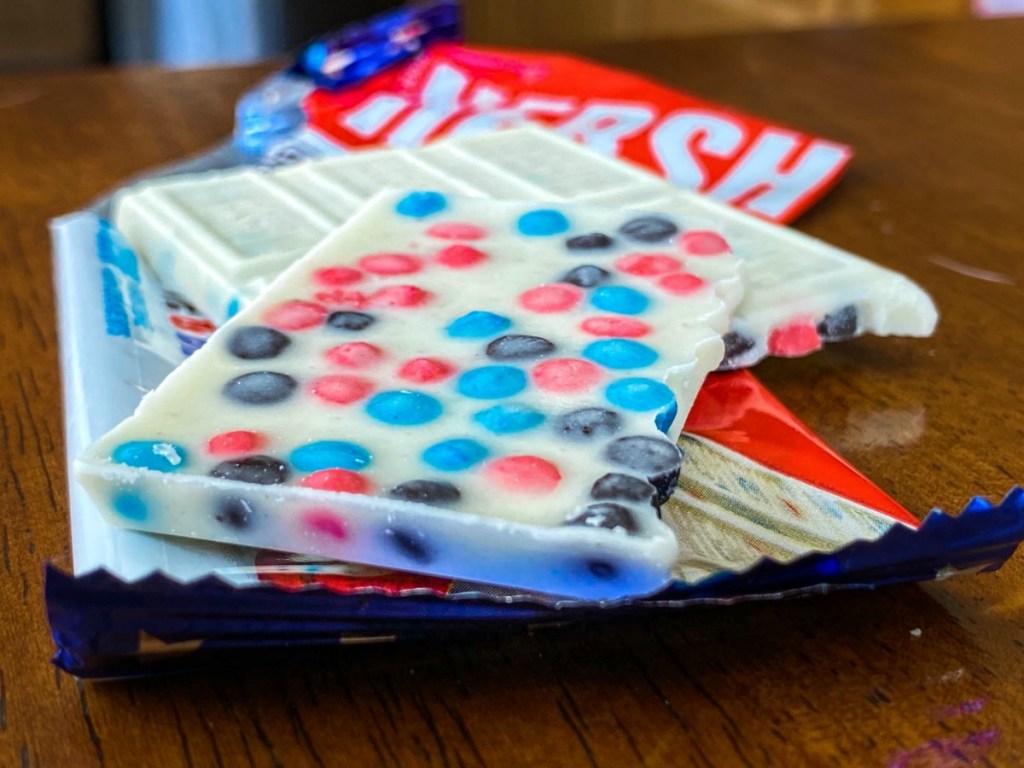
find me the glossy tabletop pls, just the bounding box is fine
[2,17,1024,768]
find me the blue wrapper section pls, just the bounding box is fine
[235,0,461,153]
[46,487,1024,679]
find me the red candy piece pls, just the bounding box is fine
[300,469,371,495]
[425,222,488,240]
[358,253,423,276]
[313,266,362,287]
[169,315,217,335]
[679,230,730,256]
[314,289,371,308]
[486,455,562,495]
[518,284,583,313]
[580,316,652,338]
[615,253,683,277]
[309,374,374,405]
[532,358,602,393]
[767,321,822,357]
[325,342,384,369]
[263,300,327,330]
[657,272,708,295]
[398,357,456,384]
[435,244,487,269]
[369,285,431,308]
[206,430,265,456]
[301,509,349,541]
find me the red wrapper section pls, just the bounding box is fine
[303,43,852,224]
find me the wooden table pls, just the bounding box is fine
[3,17,1024,768]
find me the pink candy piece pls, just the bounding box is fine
[531,358,603,393]
[357,253,423,276]
[657,273,707,295]
[300,469,372,495]
[425,222,488,240]
[486,455,562,495]
[678,230,730,256]
[313,266,363,287]
[325,342,385,369]
[301,509,349,540]
[615,253,683,276]
[369,285,432,308]
[309,375,374,405]
[435,244,487,269]
[767,321,822,356]
[206,430,265,456]
[263,300,328,330]
[397,357,456,384]
[580,316,652,338]
[518,284,584,313]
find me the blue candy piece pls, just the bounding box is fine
[446,310,513,339]
[590,286,650,316]
[422,438,490,471]
[112,440,188,472]
[395,191,447,218]
[112,492,148,521]
[583,339,659,370]
[473,403,546,434]
[517,208,570,237]
[655,398,679,434]
[605,378,675,412]
[457,366,527,400]
[366,390,443,425]
[289,441,372,472]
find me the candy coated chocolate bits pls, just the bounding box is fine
[78,192,736,600]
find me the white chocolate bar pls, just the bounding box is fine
[79,192,740,600]
[113,126,936,368]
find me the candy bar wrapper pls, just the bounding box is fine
[48,17,1024,677]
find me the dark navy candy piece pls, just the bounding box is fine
[604,435,681,474]
[619,215,679,243]
[215,497,256,529]
[554,407,622,441]
[721,330,756,366]
[383,527,433,564]
[565,232,614,251]
[388,479,461,506]
[817,304,859,341]
[604,436,682,504]
[210,455,290,485]
[327,311,376,331]
[586,560,618,580]
[223,371,297,405]
[227,325,291,360]
[590,473,657,504]
[567,502,640,535]
[486,334,556,361]
[560,264,611,288]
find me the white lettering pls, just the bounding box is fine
[555,102,656,156]
[710,130,850,218]
[342,94,408,138]
[448,94,577,136]
[650,111,746,190]
[388,63,470,147]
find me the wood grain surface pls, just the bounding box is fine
[2,17,1024,768]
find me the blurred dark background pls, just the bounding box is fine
[1,0,1022,72]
